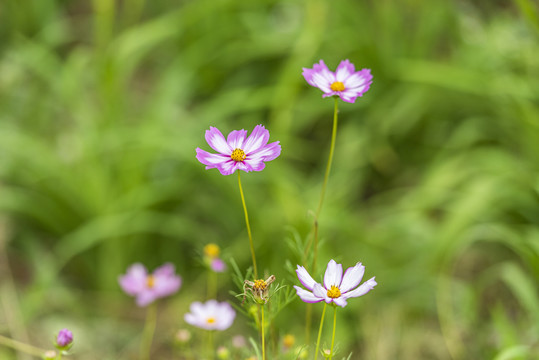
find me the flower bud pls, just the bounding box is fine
[55,329,73,350]
[175,329,191,344]
[217,346,230,359]
[43,350,57,360]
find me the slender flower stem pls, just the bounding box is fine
[140,303,157,360]
[0,334,47,357]
[260,305,266,360]
[314,303,328,360]
[329,306,338,360]
[237,170,258,278]
[207,269,217,300]
[208,330,214,360]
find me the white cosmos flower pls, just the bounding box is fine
[294,259,377,308]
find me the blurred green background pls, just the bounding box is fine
[0,0,538,359]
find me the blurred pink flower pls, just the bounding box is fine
[210,258,226,273]
[119,263,181,307]
[184,300,236,331]
[196,125,281,176]
[294,259,377,307]
[303,59,372,103]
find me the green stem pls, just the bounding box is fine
[140,303,157,360]
[237,170,258,278]
[329,306,338,360]
[261,305,266,360]
[208,330,214,360]
[207,269,217,300]
[314,303,327,360]
[0,334,47,357]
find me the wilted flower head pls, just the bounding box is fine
[184,300,236,331]
[119,263,181,307]
[243,275,276,304]
[303,59,372,103]
[294,259,377,307]
[55,328,73,349]
[196,125,281,176]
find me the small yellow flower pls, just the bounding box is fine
[283,334,295,350]
[204,243,220,258]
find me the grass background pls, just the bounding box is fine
[0,0,538,359]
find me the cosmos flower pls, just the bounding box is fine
[293,259,377,307]
[302,59,372,103]
[184,300,236,331]
[196,125,281,176]
[55,328,73,349]
[119,263,182,307]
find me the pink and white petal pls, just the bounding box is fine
[243,158,266,172]
[310,72,333,93]
[227,129,247,150]
[243,125,270,154]
[343,70,372,90]
[189,301,206,317]
[136,290,157,307]
[216,159,240,175]
[323,260,343,288]
[339,262,365,293]
[342,277,377,299]
[296,265,318,291]
[205,127,232,155]
[312,60,335,83]
[153,274,181,297]
[196,148,229,169]
[119,263,148,295]
[247,142,281,162]
[312,283,328,299]
[184,312,199,327]
[234,161,255,173]
[337,91,358,103]
[333,297,348,307]
[335,60,356,82]
[294,286,324,303]
[153,263,175,276]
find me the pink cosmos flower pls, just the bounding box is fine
[119,263,182,307]
[302,59,373,103]
[294,259,377,307]
[184,300,236,331]
[196,125,281,176]
[210,258,226,273]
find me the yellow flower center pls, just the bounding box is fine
[231,148,246,162]
[206,317,216,324]
[330,81,345,92]
[326,285,341,298]
[253,279,267,291]
[147,275,155,288]
[203,243,220,258]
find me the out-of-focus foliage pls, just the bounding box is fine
[0,0,538,359]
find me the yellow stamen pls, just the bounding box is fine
[326,285,341,298]
[330,81,345,92]
[147,275,155,288]
[253,279,267,291]
[203,243,220,258]
[231,148,246,162]
[206,317,216,324]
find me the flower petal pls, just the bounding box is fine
[293,285,324,304]
[227,129,247,150]
[296,265,317,291]
[243,125,270,154]
[335,59,356,82]
[332,297,348,308]
[323,259,343,288]
[312,283,328,299]
[342,277,377,299]
[303,60,334,93]
[118,263,147,295]
[205,127,232,155]
[136,291,157,307]
[339,262,365,293]
[242,158,266,172]
[196,148,230,169]
[247,141,281,161]
[153,263,175,277]
[216,159,241,175]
